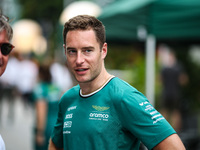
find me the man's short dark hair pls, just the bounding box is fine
[63,15,106,48]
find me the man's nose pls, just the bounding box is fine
[76,51,85,65]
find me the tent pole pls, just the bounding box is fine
[145,34,156,106]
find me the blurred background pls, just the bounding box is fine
[1,0,200,149]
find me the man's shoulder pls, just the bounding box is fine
[59,85,80,103]
[109,77,137,92]
[58,85,80,110]
[63,84,80,97]
[106,77,138,100]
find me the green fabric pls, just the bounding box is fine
[33,82,62,150]
[33,82,61,128]
[51,77,175,150]
[98,0,200,42]
[150,0,200,39]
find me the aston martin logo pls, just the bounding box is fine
[92,105,110,111]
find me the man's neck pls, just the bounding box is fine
[80,69,112,95]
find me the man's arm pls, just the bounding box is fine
[48,138,63,150]
[36,100,47,146]
[153,134,185,150]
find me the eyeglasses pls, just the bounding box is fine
[0,43,14,56]
[0,10,9,22]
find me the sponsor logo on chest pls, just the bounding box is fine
[89,105,110,121]
[63,106,77,134]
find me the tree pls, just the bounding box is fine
[18,0,63,58]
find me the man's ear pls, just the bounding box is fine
[101,43,107,59]
[63,44,66,55]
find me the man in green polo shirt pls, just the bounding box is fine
[48,15,185,150]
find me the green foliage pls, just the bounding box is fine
[105,44,146,93]
[17,0,63,58]
[176,47,200,111]
[18,0,63,23]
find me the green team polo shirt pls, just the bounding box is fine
[51,77,176,150]
[33,82,61,137]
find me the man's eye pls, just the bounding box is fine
[84,49,92,53]
[67,50,77,55]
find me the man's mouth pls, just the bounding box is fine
[75,68,89,74]
[76,68,87,71]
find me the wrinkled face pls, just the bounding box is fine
[64,29,107,84]
[0,30,9,76]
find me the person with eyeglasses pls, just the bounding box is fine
[48,15,186,150]
[0,11,14,77]
[0,10,14,150]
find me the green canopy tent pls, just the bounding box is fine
[98,0,200,41]
[98,0,154,41]
[98,0,200,105]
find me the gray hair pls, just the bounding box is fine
[0,10,13,41]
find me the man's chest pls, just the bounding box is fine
[62,98,120,137]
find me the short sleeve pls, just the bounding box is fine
[32,84,45,102]
[118,90,176,149]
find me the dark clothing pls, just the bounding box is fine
[161,63,183,110]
